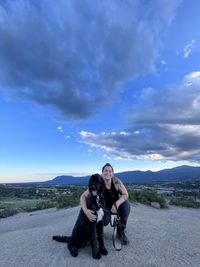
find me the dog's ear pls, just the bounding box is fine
[88,173,100,189]
[88,176,91,188]
[88,174,96,186]
[100,175,105,185]
[99,175,105,194]
[96,174,105,187]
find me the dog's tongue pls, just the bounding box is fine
[92,190,97,196]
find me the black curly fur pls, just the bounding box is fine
[52,174,108,259]
[52,235,70,243]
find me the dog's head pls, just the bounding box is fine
[88,173,105,197]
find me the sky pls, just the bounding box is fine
[1,0,200,183]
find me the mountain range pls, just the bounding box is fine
[41,165,200,185]
[3,165,200,186]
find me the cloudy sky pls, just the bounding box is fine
[1,0,200,182]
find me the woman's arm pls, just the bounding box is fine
[80,189,97,222]
[112,178,129,211]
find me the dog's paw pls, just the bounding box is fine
[99,247,108,255]
[70,246,78,257]
[92,252,101,260]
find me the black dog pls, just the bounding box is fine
[52,173,108,259]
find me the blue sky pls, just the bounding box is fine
[1,0,200,183]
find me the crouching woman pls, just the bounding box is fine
[80,163,131,245]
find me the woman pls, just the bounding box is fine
[80,163,131,245]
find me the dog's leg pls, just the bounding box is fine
[52,235,79,256]
[67,234,79,257]
[96,222,108,255]
[67,222,81,257]
[89,223,101,259]
[68,244,78,257]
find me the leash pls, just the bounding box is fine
[97,196,123,250]
[110,203,123,251]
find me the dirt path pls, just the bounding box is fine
[0,204,200,267]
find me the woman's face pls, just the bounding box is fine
[102,166,113,180]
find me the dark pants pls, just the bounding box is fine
[103,200,131,228]
[118,200,131,229]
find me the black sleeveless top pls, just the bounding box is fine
[104,179,120,210]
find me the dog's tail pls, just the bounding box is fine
[52,235,70,243]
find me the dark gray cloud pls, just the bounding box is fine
[80,72,200,161]
[127,72,200,125]
[0,0,181,119]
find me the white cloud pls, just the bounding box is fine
[119,131,129,136]
[183,39,195,58]
[145,153,164,160]
[57,126,63,132]
[161,60,167,65]
[184,71,200,85]
[80,131,96,138]
[103,154,111,160]
[79,71,200,162]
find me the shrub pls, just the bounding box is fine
[128,189,168,208]
[0,208,18,219]
[55,187,85,209]
[169,197,200,208]
[22,200,56,212]
[56,195,80,209]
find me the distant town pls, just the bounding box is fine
[1,178,200,219]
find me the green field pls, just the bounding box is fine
[0,197,46,209]
[0,181,199,219]
[0,185,85,218]
[0,197,57,218]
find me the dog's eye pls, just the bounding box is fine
[90,185,96,190]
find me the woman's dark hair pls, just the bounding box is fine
[102,163,114,173]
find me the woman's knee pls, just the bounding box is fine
[119,200,131,217]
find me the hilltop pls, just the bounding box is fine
[0,204,199,267]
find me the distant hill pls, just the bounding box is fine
[38,165,200,185]
[42,175,89,185]
[3,165,200,186]
[116,165,200,184]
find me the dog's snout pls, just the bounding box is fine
[90,185,97,191]
[89,183,101,192]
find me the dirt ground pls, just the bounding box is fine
[0,203,200,267]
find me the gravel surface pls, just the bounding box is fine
[0,203,200,267]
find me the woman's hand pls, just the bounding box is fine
[84,209,97,222]
[111,203,118,214]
